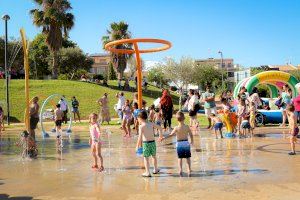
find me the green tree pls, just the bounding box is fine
[58,47,93,80]
[108,63,117,80]
[30,0,75,79]
[102,21,132,80]
[28,34,51,79]
[192,63,225,90]
[28,33,78,79]
[0,37,24,74]
[289,70,300,81]
[250,66,268,76]
[148,65,169,88]
[163,57,195,89]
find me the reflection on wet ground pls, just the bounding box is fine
[1,127,300,199]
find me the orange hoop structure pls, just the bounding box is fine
[105,38,172,109]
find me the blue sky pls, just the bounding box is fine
[0,0,299,67]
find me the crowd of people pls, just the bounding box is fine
[3,82,298,175]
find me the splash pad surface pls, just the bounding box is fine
[0,125,300,200]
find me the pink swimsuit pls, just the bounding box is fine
[90,122,101,144]
[123,106,132,121]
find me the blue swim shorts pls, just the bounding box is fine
[176,140,191,159]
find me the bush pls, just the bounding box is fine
[73,69,88,80]
[93,74,104,80]
[58,74,69,80]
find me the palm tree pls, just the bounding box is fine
[30,0,74,79]
[102,21,132,81]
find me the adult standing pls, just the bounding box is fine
[293,85,300,124]
[132,92,146,108]
[238,86,249,101]
[58,95,68,124]
[249,87,262,108]
[202,85,216,129]
[160,89,173,131]
[71,96,81,123]
[188,90,200,134]
[281,84,291,127]
[116,92,125,124]
[98,93,111,124]
[29,96,39,140]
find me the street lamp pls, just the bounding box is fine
[218,51,224,89]
[2,14,10,125]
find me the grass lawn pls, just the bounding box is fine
[0,79,180,123]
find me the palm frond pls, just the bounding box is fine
[32,0,43,5]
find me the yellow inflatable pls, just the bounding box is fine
[219,111,238,133]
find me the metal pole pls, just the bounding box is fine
[2,15,10,125]
[221,52,224,89]
[133,42,143,109]
[218,51,224,90]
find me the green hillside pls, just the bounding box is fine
[0,80,179,122]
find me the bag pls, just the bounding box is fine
[193,103,200,112]
[275,98,282,108]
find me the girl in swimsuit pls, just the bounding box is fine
[89,113,104,171]
[122,99,132,137]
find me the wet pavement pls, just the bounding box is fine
[0,126,300,200]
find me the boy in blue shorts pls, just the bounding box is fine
[210,113,224,139]
[162,111,194,176]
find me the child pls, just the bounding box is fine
[16,131,38,158]
[237,99,247,134]
[54,104,64,148]
[286,105,298,155]
[132,102,140,135]
[249,102,256,136]
[162,112,194,176]
[154,108,162,136]
[122,99,132,137]
[89,113,104,171]
[221,98,230,112]
[136,110,163,177]
[210,113,224,139]
[0,106,3,134]
[148,105,155,122]
[241,114,251,138]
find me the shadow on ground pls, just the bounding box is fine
[0,194,36,200]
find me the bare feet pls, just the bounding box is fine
[179,171,183,177]
[92,165,98,169]
[98,166,104,172]
[142,172,151,177]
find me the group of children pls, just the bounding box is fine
[89,108,194,176]
[207,96,256,140]
[121,100,163,138]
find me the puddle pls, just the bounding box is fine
[254,133,283,138]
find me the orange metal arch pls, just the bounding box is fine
[104,38,172,54]
[104,38,172,109]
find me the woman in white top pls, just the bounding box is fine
[249,87,261,109]
[188,90,200,135]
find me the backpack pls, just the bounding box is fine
[275,98,283,108]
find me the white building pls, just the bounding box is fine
[234,68,251,83]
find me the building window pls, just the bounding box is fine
[228,72,234,77]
